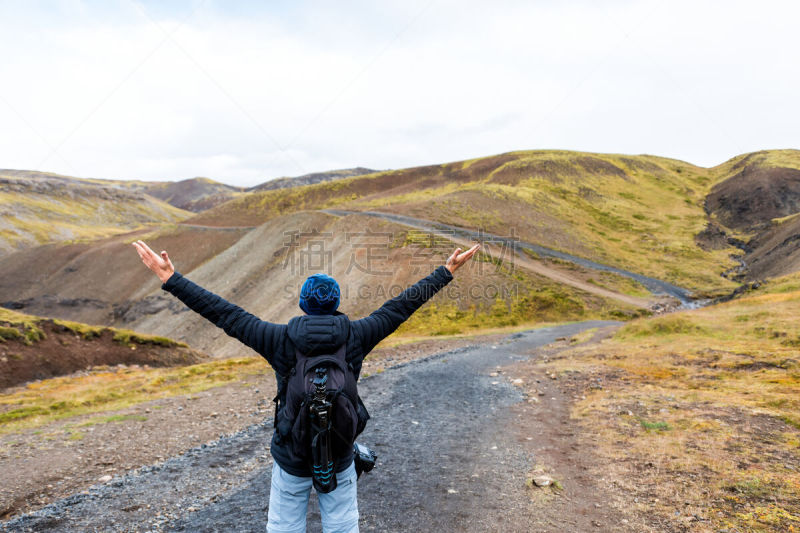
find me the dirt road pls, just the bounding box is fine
[2,321,621,533]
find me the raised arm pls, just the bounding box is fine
[352,244,480,355]
[132,240,284,363]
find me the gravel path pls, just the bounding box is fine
[1,321,618,533]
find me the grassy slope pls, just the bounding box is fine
[0,173,190,253]
[0,307,238,432]
[541,291,800,531]
[0,307,186,347]
[187,150,750,295]
[0,356,265,434]
[709,148,800,197]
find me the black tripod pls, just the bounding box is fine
[309,367,337,493]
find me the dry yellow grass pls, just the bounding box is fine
[0,357,268,434]
[540,291,800,531]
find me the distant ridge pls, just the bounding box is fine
[248,167,377,192]
[143,177,244,212]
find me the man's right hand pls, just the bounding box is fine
[445,244,480,274]
[132,240,175,283]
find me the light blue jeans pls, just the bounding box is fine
[266,461,359,533]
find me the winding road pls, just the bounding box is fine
[323,209,694,305]
[1,321,619,533]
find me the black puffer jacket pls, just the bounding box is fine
[161,266,454,476]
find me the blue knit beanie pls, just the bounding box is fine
[299,273,340,315]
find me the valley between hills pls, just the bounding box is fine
[1,149,799,531]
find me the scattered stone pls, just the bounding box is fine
[533,475,553,487]
[98,475,112,483]
[511,379,524,385]
[447,488,458,494]
[489,372,499,377]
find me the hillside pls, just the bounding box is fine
[187,151,742,293]
[143,177,245,212]
[0,224,251,326]
[703,149,800,282]
[4,148,800,358]
[0,170,190,254]
[0,307,206,390]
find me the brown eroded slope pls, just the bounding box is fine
[706,150,800,232]
[0,308,206,390]
[0,225,250,325]
[704,150,800,280]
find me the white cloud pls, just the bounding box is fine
[0,0,798,186]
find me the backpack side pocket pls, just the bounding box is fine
[355,395,370,437]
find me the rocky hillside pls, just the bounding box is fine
[696,150,800,283]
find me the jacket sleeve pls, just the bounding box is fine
[351,265,454,355]
[161,272,285,366]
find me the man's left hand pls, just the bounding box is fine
[132,240,175,283]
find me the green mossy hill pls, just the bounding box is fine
[0,308,186,348]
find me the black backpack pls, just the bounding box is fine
[276,343,368,492]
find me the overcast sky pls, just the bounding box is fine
[0,0,798,187]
